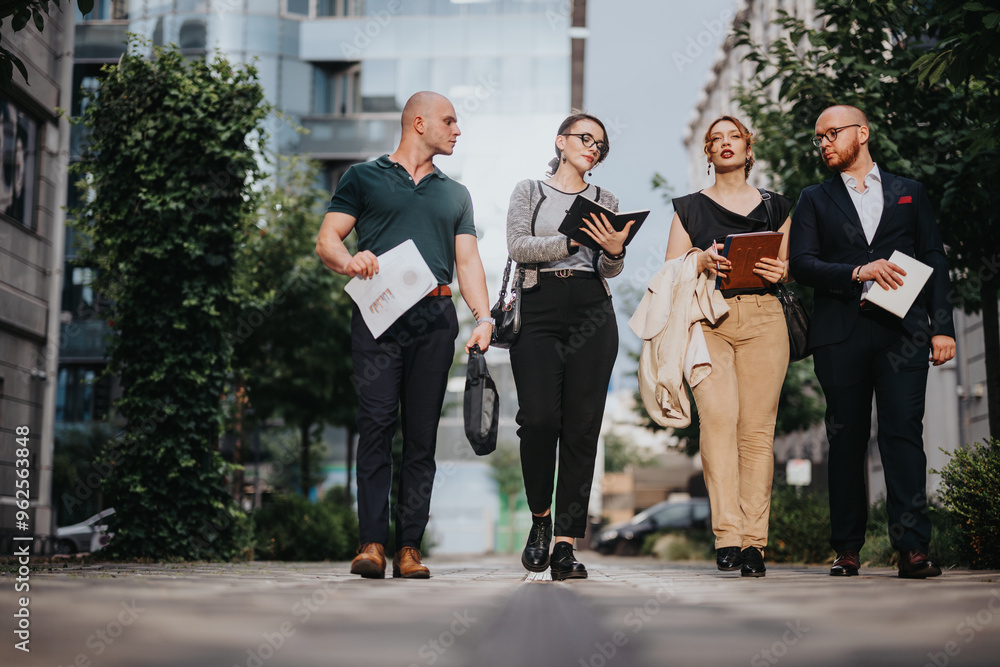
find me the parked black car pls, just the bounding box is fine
[594,498,710,556]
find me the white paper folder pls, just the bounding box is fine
[344,239,438,338]
[862,250,932,318]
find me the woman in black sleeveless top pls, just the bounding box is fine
[665,116,793,577]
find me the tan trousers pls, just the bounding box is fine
[693,293,788,550]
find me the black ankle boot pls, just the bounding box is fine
[521,515,552,572]
[549,541,587,581]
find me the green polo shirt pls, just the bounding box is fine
[327,155,477,285]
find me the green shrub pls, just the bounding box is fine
[253,494,358,561]
[767,483,831,564]
[860,497,964,568]
[932,439,1000,569]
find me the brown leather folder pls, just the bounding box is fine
[716,232,783,290]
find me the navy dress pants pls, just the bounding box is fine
[813,308,932,554]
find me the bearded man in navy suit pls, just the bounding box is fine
[790,105,956,578]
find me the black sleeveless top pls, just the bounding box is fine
[672,190,793,297]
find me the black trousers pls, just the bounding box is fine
[813,307,932,554]
[350,297,458,552]
[509,274,618,538]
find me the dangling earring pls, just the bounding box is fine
[561,152,567,163]
[707,161,712,175]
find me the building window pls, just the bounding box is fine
[179,19,208,50]
[317,0,364,17]
[0,96,37,230]
[313,64,361,115]
[56,366,111,423]
[77,0,129,20]
[286,0,310,14]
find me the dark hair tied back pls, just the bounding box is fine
[547,112,609,176]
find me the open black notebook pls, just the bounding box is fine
[557,195,650,252]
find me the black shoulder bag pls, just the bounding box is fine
[758,188,811,362]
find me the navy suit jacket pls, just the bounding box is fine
[790,170,955,350]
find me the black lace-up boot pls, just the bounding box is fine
[549,541,588,580]
[521,514,552,572]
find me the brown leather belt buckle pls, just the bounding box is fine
[427,285,452,298]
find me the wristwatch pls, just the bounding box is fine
[476,316,496,327]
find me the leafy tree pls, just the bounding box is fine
[1,0,93,87]
[232,156,357,499]
[71,38,269,560]
[735,0,1000,436]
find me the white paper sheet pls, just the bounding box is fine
[344,239,438,338]
[863,250,933,318]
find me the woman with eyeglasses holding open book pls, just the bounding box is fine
[505,113,636,580]
[663,116,793,577]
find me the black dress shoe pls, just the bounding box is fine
[830,550,860,577]
[549,542,588,581]
[740,546,766,577]
[898,549,942,579]
[520,515,552,572]
[716,546,742,571]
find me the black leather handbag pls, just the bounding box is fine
[490,256,523,349]
[463,344,499,456]
[759,188,811,361]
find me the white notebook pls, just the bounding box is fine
[863,250,932,318]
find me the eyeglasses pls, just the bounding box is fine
[562,133,609,156]
[812,124,861,147]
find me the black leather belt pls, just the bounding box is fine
[540,269,598,279]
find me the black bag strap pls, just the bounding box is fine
[529,180,546,235]
[498,256,513,301]
[757,187,778,232]
[758,187,793,299]
[500,181,536,295]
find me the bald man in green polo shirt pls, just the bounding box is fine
[317,91,492,579]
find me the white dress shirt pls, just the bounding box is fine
[841,163,883,295]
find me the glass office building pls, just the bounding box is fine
[71,0,577,314]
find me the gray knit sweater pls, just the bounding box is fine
[505,179,625,295]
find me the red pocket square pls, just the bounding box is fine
[898,195,912,204]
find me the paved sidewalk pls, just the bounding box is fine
[3,554,999,667]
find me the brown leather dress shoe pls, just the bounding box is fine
[350,542,386,579]
[898,549,942,579]
[393,546,430,579]
[830,550,860,576]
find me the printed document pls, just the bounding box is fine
[863,250,932,318]
[344,239,437,338]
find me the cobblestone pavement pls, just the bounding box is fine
[3,554,1000,667]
